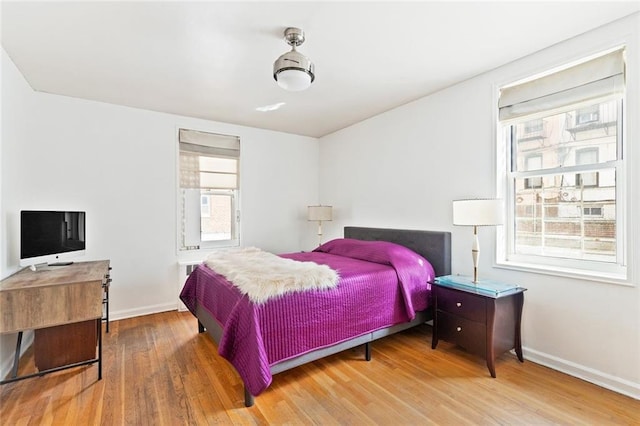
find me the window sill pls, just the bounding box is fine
[494,260,631,287]
[178,240,240,257]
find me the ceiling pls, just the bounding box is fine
[2,1,639,138]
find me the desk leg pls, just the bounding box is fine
[97,319,102,380]
[11,331,23,378]
[2,322,105,385]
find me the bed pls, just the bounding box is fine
[180,226,451,407]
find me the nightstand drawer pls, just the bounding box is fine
[437,311,486,356]
[437,287,486,323]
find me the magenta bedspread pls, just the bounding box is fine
[179,239,434,396]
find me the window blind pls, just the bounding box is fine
[499,49,625,121]
[178,129,239,189]
[179,129,240,158]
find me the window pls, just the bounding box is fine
[576,105,600,125]
[178,129,240,250]
[583,206,603,217]
[524,119,543,134]
[498,48,626,280]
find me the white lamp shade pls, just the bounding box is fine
[308,205,332,221]
[453,199,504,226]
[276,69,312,91]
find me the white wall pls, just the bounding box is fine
[1,47,39,376]
[0,47,320,375]
[319,14,640,399]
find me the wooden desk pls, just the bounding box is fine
[0,260,110,384]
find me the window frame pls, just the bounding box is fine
[198,189,238,244]
[177,129,241,252]
[495,50,628,284]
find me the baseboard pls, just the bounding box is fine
[109,303,179,322]
[0,331,34,381]
[524,346,640,400]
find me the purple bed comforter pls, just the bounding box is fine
[179,238,435,396]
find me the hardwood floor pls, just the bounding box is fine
[1,311,638,425]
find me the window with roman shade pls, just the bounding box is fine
[178,129,240,250]
[497,48,626,281]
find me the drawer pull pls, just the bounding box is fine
[456,327,462,332]
[456,302,462,307]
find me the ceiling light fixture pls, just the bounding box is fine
[273,27,315,91]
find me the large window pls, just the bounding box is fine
[178,129,240,250]
[498,48,626,280]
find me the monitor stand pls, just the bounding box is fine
[30,263,47,271]
[29,261,74,271]
[48,261,74,267]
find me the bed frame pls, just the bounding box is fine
[193,226,451,406]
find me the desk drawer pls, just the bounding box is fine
[437,286,486,323]
[437,311,486,357]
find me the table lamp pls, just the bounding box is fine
[453,199,504,283]
[308,205,332,246]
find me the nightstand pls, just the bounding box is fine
[431,275,526,377]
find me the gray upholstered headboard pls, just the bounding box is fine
[344,226,451,277]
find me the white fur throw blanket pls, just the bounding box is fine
[205,247,339,304]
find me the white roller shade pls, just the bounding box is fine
[179,129,239,189]
[179,129,240,158]
[499,49,625,121]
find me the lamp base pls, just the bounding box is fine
[317,221,323,246]
[472,225,479,283]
